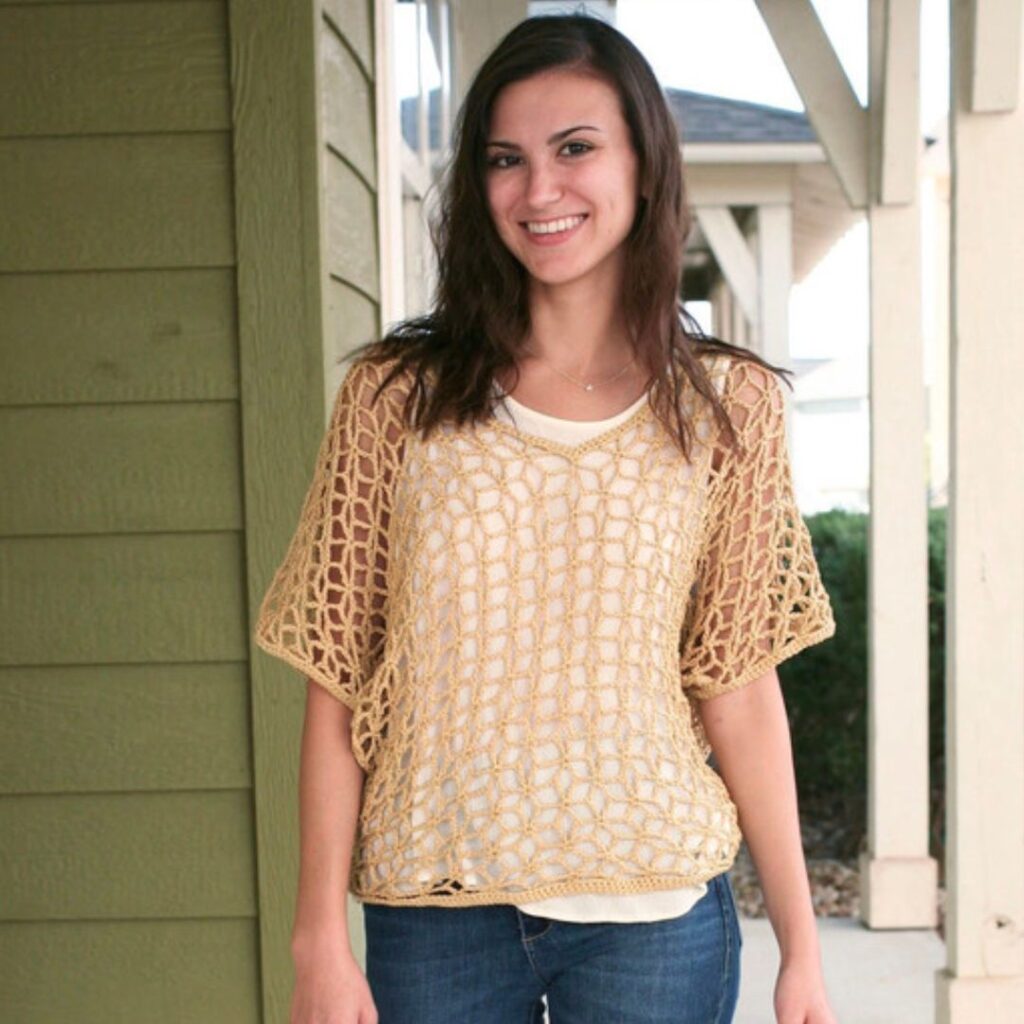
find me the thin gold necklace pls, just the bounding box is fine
[525,349,637,393]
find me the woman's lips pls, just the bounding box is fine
[520,214,588,246]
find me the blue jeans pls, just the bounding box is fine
[363,870,743,1023]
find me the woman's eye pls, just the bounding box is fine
[486,141,592,170]
[487,153,518,169]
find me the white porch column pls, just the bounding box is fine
[755,203,792,372]
[859,193,937,929]
[937,0,1024,1019]
[730,291,749,348]
[710,279,733,344]
[743,215,761,357]
[855,0,939,931]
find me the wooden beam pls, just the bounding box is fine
[971,0,1023,111]
[686,162,794,206]
[754,0,869,208]
[878,0,922,204]
[682,141,826,164]
[695,206,759,327]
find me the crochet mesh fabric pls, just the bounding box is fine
[253,351,836,907]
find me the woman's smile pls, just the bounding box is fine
[520,213,589,246]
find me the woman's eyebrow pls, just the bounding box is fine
[485,124,602,149]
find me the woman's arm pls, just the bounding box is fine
[288,682,381,1022]
[697,666,817,962]
[290,679,365,956]
[698,668,837,1023]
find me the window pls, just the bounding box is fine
[379,1,455,321]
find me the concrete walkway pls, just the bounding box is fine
[735,916,947,1023]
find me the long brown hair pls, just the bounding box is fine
[345,11,791,460]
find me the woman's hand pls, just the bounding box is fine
[774,958,838,1024]
[290,937,378,1024]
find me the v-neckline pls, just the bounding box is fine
[502,388,649,424]
[487,390,655,459]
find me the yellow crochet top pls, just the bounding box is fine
[253,350,836,907]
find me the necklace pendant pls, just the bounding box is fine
[584,383,594,392]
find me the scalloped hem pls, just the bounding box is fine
[351,862,742,909]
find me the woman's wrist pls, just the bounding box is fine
[778,927,823,969]
[766,898,822,965]
[290,921,352,961]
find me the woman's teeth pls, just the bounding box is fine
[525,214,586,235]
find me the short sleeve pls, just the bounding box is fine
[253,358,401,711]
[679,358,836,701]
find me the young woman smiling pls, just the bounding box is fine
[256,13,839,1024]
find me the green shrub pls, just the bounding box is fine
[781,506,946,871]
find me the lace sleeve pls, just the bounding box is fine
[253,358,399,710]
[679,358,836,701]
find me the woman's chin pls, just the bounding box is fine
[522,259,615,290]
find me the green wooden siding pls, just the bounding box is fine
[321,5,381,399]
[0,2,230,136]
[0,664,252,794]
[325,276,380,377]
[0,920,259,1022]
[0,133,235,271]
[324,152,381,301]
[0,269,238,406]
[0,403,243,534]
[323,14,377,184]
[0,0,253,1013]
[0,0,382,1018]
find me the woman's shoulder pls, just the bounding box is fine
[338,351,416,409]
[331,352,415,452]
[694,348,783,411]
[693,348,733,397]
[340,350,408,392]
[687,349,788,466]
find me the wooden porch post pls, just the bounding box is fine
[755,0,939,928]
[858,0,939,930]
[937,0,1024,1018]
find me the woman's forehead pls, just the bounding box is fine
[489,71,624,134]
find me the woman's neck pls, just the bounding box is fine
[524,267,633,375]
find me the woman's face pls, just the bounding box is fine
[483,68,641,291]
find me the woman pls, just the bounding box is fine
[255,13,839,1024]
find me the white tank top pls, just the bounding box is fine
[489,382,708,924]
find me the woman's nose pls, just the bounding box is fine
[524,161,563,207]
